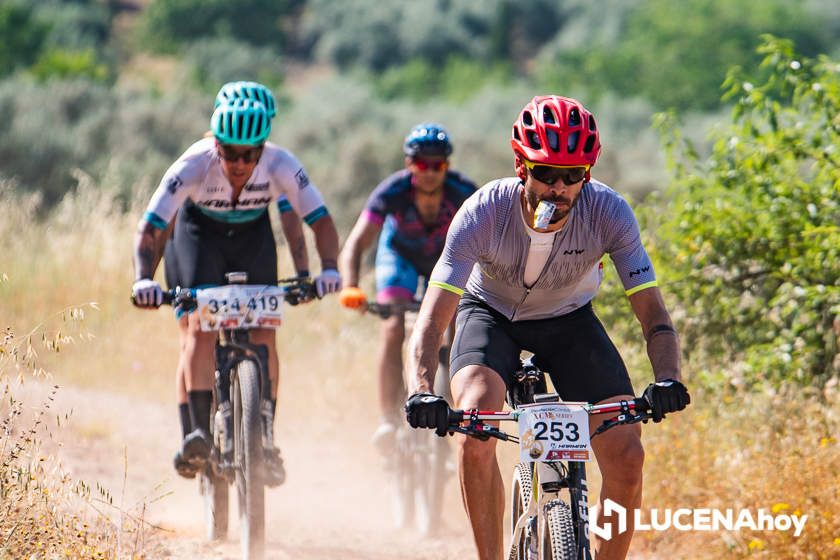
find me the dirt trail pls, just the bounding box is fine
[22,381,474,559]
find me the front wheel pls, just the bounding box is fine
[540,499,576,560]
[200,467,229,541]
[233,359,265,560]
[510,463,536,560]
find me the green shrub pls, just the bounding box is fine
[652,36,839,387]
[183,37,284,94]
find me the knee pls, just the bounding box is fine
[602,437,645,487]
[461,434,497,466]
[381,316,405,343]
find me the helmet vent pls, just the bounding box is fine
[522,110,534,126]
[589,116,597,131]
[583,134,596,153]
[543,106,556,124]
[526,131,541,150]
[567,131,580,153]
[569,108,581,127]
[512,126,521,141]
[546,130,559,151]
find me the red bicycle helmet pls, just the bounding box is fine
[511,95,601,167]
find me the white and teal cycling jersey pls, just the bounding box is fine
[430,178,658,321]
[142,137,328,230]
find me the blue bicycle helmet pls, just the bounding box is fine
[211,98,271,146]
[403,123,453,158]
[215,81,277,119]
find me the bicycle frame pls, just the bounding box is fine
[450,389,648,560]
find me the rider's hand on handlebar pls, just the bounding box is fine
[642,379,690,422]
[314,268,342,298]
[132,279,163,308]
[405,392,451,437]
[338,287,367,310]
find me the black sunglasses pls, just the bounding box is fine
[523,160,588,186]
[218,144,264,164]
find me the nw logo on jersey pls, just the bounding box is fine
[165,175,183,194]
[628,266,650,277]
[563,249,585,255]
[295,168,310,190]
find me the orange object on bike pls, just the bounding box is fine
[339,286,367,309]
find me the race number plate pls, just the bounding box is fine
[196,285,285,331]
[518,402,591,462]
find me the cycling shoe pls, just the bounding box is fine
[173,450,198,479]
[264,448,286,487]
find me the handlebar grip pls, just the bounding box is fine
[448,408,464,426]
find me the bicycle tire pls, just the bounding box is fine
[233,359,265,559]
[540,499,576,560]
[200,465,229,540]
[414,362,452,536]
[201,393,229,541]
[510,462,536,560]
[391,425,416,529]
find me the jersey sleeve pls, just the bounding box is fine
[603,196,657,296]
[270,151,329,225]
[429,192,490,295]
[361,175,400,226]
[142,154,203,230]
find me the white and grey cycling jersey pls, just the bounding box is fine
[429,178,657,321]
[142,137,328,229]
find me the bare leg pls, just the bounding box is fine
[589,394,645,560]
[183,311,217,392]
[250,328,280,398]
[378,311,406,420]
[451,365,508,560]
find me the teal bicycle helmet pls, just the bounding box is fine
[211,98,271,146]
[215,81,277,119]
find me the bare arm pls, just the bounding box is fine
[338,216,382,287]
[407,287,461,394]
[279,211,310,276]
[133,220,171,281]
[308,214,341,271]
[628,286,681,382]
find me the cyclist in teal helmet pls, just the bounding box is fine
[215,80,277,119]
[132,85,342,487]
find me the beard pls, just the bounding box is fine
[525,189,580,223]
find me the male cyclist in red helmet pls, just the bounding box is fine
[404,96,689,560]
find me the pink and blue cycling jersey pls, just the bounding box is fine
[363,169,477,278]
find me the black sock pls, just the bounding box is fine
[178,402,191,438]
[187,390,213,436]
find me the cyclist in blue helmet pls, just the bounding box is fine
[338,122,477,454]
[132,91,342,487]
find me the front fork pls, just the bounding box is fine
[567,462,593,560]
[213,339,274,469]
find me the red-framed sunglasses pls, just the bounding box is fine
[412,158,448,172]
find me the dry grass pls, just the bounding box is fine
[2,179,838,558]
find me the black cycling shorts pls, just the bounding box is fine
[450,293,634,403]
[164,200,278,289]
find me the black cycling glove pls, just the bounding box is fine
[642,379,690,422]
[405,392,450,437]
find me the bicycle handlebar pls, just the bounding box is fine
[444,397,653,442]
[365,300,422,319]
[131,277,318,309]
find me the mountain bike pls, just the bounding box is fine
[365,300,452,536]
[159,273,316,560]
[422,357,653,560]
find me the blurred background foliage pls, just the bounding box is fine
[0,0,838,389]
